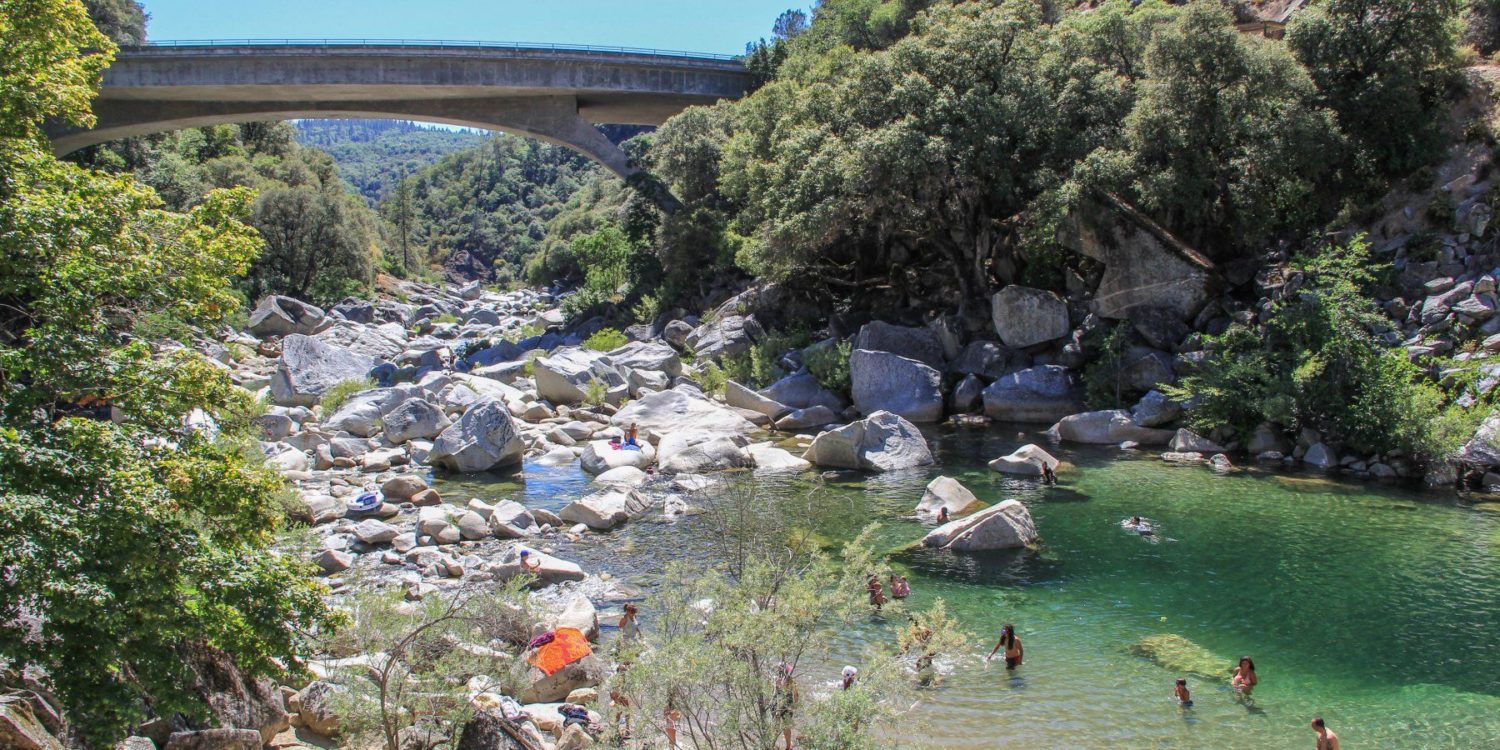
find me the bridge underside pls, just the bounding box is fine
[46,45,752,180]
[53,95,658,179]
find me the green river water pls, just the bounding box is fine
[440,424,1500,749]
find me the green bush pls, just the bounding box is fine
[430,313,460,325]
[698,361,730,396]
[804,340,853,395]
[1082,323,1133,409]
[1165,236,1456,461]
[583,377,608,406]
[320,378,375,414]
[583,327,628,352]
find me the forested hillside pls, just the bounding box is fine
[293,119,487,203]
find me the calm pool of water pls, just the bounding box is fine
[440,424,1500,749]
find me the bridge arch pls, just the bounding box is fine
[47,41,753,181]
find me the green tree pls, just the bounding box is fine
[384,176,419,272]
[82,0,147,45]
[248,184,377,303]
[1289,0,1462,177]
[1117,2,1343,257]
[0,5,337,743]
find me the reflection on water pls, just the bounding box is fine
[439,425,1500,749]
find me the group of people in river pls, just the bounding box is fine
[865,572,911,609]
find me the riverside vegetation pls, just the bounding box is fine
[7,0,1500,749]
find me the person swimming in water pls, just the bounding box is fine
[1232,656,1258,696]
[1174,678,1193,707]
[986,624,1023,669]
[1311,717,1340,750]
[1122,516,1155,535]
[936,507,950,524]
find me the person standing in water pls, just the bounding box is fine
[1232,656,1258,696]
[1311,717,1340,750]
[773,663,799,749]
[936,507,950,524]
[987,624,1023,669]
[867,574,886,610]
[840,666,858,691]
[1173,678,1193,707]
[617,603,640,643]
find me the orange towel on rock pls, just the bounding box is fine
[528,627,592,676]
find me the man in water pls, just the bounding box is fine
[1122,516,1154,535]
[1311,717,1340,750]
[1173,678,1192,707]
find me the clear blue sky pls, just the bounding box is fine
[139,1,810,56]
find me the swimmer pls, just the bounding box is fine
[1232,656,1258,696]
[936,507,950,524]
[986,624,1023,669]
[1121,516,1155,535]
[1311,717,1340,750]
[1174,678,1193,707]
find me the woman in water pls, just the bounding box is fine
[987,624,1024,669]
[617,603,640,643]
[889,574,910,600]
[1231,655,1258,696]
[936,507,950,524]
[867,574,886,610]
[1174,678,1193,707]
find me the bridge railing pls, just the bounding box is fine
[133,39,743,63]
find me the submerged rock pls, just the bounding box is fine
[1129,634,1227,680]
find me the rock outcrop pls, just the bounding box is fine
[982,366,1084,423]
[921,500,1039,552]
[849,349,944,423]
[427,400,525,473]
[270,334,378,407]
[802,411,933,472]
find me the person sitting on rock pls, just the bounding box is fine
[625,422,640,447]
[519,549,542,574]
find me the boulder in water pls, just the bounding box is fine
[915,476,981,517]
[1048,410,1174,446]
[579,439,655,474]
[988,444,1059,476]
[427,400,525,473]
[610,386,756,440]
[921,500,1039,552]
[802,411,933,472]
[849,349,944,423]
[982,366,1084,424]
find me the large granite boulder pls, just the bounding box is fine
[382,397,451,444]
[761,372,847,412]
[852,321,946,370]
[491,547,586,586]
[270,334,378,407]
[657,434,754,474]
[610,386,757,440]
[988,444,1060,476]
[921,500,1039,552]
[317,321,408,361]
[747,442,813,472]
[1047,410,1174,445]
[1459,410,1500,467]
[606,341,683,377]
[951,340,1030,380]
[427,400,525,473]
[685,314,762,361]
[982,366,1084,423]
[775,405,839,431]
[802,411,933,472]
[849,350,944,423]
[725,380,791,419]
[534,348,628,406]
[322,386,409,436]
[579,439,656,474]
[329,297,374,324]
[1130,390,1181,428]
[184,644,291,745]
[559,489,650,530]
[915,476,982,517]
[1057,198,1213,320]
[1120,346,1177,393]
[248,295,325,337]
[1169,429,1225,454]
[991,286,1070,348]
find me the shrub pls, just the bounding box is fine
[583,327,628,352]
[583,377,608,406]
[1082,323,1133,409]
[698,361,729,396]
[320,378,375,414]
[804,341,852,395]
[430,313,459,325]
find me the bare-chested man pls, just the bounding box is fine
[1311,717,1340,750]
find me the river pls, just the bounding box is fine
[440,423,1500,749]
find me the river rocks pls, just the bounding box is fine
[950,374,985,414]
[915,476,981,517]
[534,348,628,406]
[853,321,947,370]
[991,286,1070,348]
[1304,442,1339,470]
[163,729,262,750]
[1120,347,1176,392]
[747,442,813,472]
[517,656,601,704]
[685,314,762,361]
[313,549,353,574]
[951,340,1029,380]
[428,400,525,473]
[1459,410,1500,466]
[352,519,400,544]
[988,444,1060,476]
[921,500,1039,552]
[559,490,646,530]
[291,681,344,737]
[579,440,655,474]
[611,386,757,439]
[802,411,933,472]
[606,341,682,377]
[323,387,407,436]
[0,694,61,750]
[663,320,694,347]
[382,397,451,444]
[982,366,1084,423]
[1047,410,1174,445]
[1130,390,1181,428]
[775,405,838,431]
[594,465,648,487]
[491,547,585,586]
[270,335,379,407]
[849,349,944,423]
[419,506,464,544]
[381,474,430,501]
[762,372,847,412]
[1169,429,1225,454]
[657,434,753,474]
[248,295,325,337]
[725,380,791,419]
[1246,423,1291,455]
